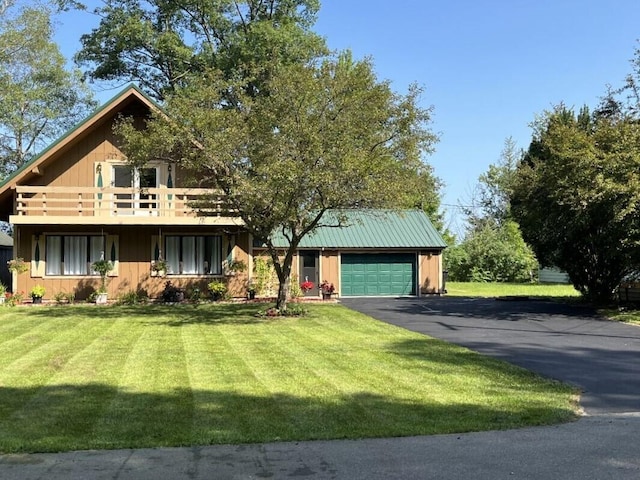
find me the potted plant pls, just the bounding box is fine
[320,280,335,300]
[8,258,29,275]
[301,280,314,293]
[207,280,228,301]
[224,259,247,276]
[151,258,169,277]
[30,284,45,304]
[91,259,113,304]
[247,283,256,300]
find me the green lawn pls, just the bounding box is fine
[446,281,582,300]
[599,308,640,326]
[0,304,578,453]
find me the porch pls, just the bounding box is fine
[11,186,242,226]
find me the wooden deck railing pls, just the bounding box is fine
[14,186,233,218]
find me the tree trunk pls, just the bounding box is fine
[273,251,294,312]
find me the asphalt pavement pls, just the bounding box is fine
[1,296,639,479]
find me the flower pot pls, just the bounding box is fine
[32,296,42,304]
[322,292,332,300]
[95,293,108,304]
[248,291,256,300]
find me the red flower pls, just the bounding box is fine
[320,281,335,294]
[301,281,314,292]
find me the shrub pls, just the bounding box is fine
[117,290,148,305]
[187,287,203,302]
[207,280,228,301]
[6,291,24,307]
[162,281,185,303]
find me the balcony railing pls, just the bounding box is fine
[14,186,233,218]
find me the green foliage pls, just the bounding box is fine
[253,256,276,296]
[91,259,113,293]
[6,291,23,306]
[446,220,537,283]
[512,105,640,303]
[0,4,95,177]
[30,284,45,298]
[449,137,536,284]
[473,137,521,224]
[7,257,28,274]
[289,273,303,298]
[53,291,75,304]
[119,54,437,311]
[207,280,228,301]
[116,290,148,305]
[74,0,325,100]
[187,286,203,302]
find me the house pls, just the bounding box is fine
[538,267,570,284]
[0,85,446,300]
[0,231,12,288]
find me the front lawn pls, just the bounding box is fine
[0,304,578,453]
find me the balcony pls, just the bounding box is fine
[11,186,242,226]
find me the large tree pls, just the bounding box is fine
[511,106,640,303]
[0,3,95,177]
[120,54,438,310]
[74,0,326,100]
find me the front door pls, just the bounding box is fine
[299,250,319,296]
[112,165,158,215]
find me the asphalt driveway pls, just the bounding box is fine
[342,296,640,415]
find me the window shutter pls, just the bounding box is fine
[31,235,45,278]
[150,235,160,277]
[106,235,119,276]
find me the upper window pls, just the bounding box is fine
[165,235,222,275]
[46,235,104,276]
[112,165,158,215]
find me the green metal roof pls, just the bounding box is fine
[270,210,447,249]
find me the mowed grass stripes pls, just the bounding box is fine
[0,304,578,453]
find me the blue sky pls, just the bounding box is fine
[55,1,640,236]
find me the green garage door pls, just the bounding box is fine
[341,253,416,296]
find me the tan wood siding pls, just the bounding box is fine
[320,251,340,294]
[419,251,442,294]
[13,226,250,301]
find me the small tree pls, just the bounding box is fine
[91,259,113,294]
[120,54,438,311]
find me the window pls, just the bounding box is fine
[165,235,222,275]
[112,165,158,215]
[46,235,104,276]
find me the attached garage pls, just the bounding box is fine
[261,209,448,297]
[341,253,416,296]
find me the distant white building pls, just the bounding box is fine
[538,267,570,284]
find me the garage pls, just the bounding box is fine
[263,210,447,296]
[341,253,416,296]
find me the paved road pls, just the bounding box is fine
[2,297,640,479]
[342,296,640,415]
[1,414,640,479]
